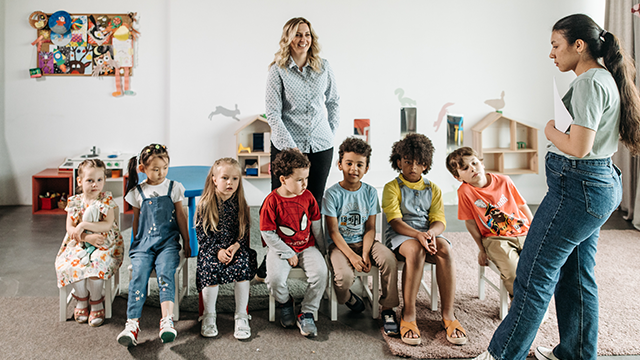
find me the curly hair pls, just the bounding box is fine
[338,137,372,166]
[269,17,323,73]
[445,147,479,178]
[389,133,434,174]
[272,148,311,178]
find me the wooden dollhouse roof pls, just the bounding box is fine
[234,116,270,135]
[471,112,538,132]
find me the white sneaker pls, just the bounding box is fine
[234,313,252,340]
[472,351,496,360]
[535,346,560,360]
[117,319,140,347]
[200,313,218,338]
[159,316,177,343]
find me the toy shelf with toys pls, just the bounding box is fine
[235,115,272,179]
[32,168,73,214]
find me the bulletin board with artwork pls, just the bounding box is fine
[29,11,139,92]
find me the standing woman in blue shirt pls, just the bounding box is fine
[265,17,340,206]
[474,14,640,360]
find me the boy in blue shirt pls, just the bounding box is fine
[322,137,399,335]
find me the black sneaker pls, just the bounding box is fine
[345,290,365,313]
[381,309,399,336]
[278,297,296,328]
[256,255,267,279]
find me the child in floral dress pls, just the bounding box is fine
[55,159,124,327]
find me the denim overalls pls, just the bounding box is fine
[489,153,622,360]
[385,177,449,250]
[127,181,181,319]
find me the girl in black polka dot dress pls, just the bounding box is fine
[195,158,257,340]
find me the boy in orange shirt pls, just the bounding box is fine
[446,147,533,297]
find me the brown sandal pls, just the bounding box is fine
[88,296,105,327]
[400,318,421,345]
[72,293,90,323]
[443,318,467,345]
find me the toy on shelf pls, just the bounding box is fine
[39,191,62,210]
[245,160,259,176]
[238,144,251,154]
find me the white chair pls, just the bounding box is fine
[478,260,509,320]
[268,267,318,322]
[127,243,189,321]
[328,264,380,321]
[379,213,439,311]
[59,205,121,322]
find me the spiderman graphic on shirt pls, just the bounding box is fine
[260,190,319,253]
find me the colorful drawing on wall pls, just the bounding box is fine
[395,88,416,107]
[446,114,464,153]
[69,45,92,74]
[111,22,136,96]
[434,102,455,132]
[48,11,72,34]
[69,16,87,47]
[354,119,370,143]
[485,91,506,112]
[51,31,72,46]
[632,3,640,17]
[91,45,116,76]
[28,11,48,30]
[38,51,54,74]
[209,104,241,121]
[37,29,51,43]
[51,46,70,74]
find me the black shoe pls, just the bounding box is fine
[381,309,399,336]
[345,290,365,313]
[256,255,267,279]
[278,297,296,328]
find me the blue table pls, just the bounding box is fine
[134,166,210,257]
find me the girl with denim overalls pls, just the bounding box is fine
[116,144,191,347]
[475,14,640,360]
[381,134,467,347]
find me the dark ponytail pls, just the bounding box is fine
[554,14,640,155]
[125,143,171,196]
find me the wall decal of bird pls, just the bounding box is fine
[395,88,416,107]
[484,91,505,112]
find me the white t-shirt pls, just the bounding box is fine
[124,178,185,209]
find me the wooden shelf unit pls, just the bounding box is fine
[235,116,272,179]
[472,112,539,175]
[32,169,74,214]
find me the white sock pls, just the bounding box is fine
[202,285,219,316]
[72,279,88,308]
[234,281,250,315]
[88,278,104,311]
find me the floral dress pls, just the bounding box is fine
[196,194,257,292]
[55,191,124,287]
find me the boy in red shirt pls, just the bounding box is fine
[446,147,533,297]
[260,149,327,338]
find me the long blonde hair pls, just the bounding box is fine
[269,17,322,72]
[196,158,249,239]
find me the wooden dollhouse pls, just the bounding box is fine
[471,112,539,175]
[235,115,271,178]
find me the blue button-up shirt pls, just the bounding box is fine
[265,58,340,153]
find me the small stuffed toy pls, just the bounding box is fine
[75,200,102,266]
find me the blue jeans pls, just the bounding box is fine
[127,241,181,319]
[488,152,622,360]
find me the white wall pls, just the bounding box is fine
[1,0,605,206]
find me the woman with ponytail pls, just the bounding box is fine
[474,14,638,360]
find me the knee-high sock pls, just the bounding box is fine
[72,279,88,307]
[202,285,219,315]
[88,278,104,311]
[235,281,250,315]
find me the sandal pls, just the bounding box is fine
[200,313,218,338]
[234,313,252,340]
[88,296,105,327]
[71,293,90,323]
[400,318,421,345]
[443,318,467,345]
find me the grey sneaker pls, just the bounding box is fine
[535,347,561,360]
[278,297,296,328]
[296,312,317,337]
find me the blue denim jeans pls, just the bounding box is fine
[488,152,622,360]
[127,241,181,319]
